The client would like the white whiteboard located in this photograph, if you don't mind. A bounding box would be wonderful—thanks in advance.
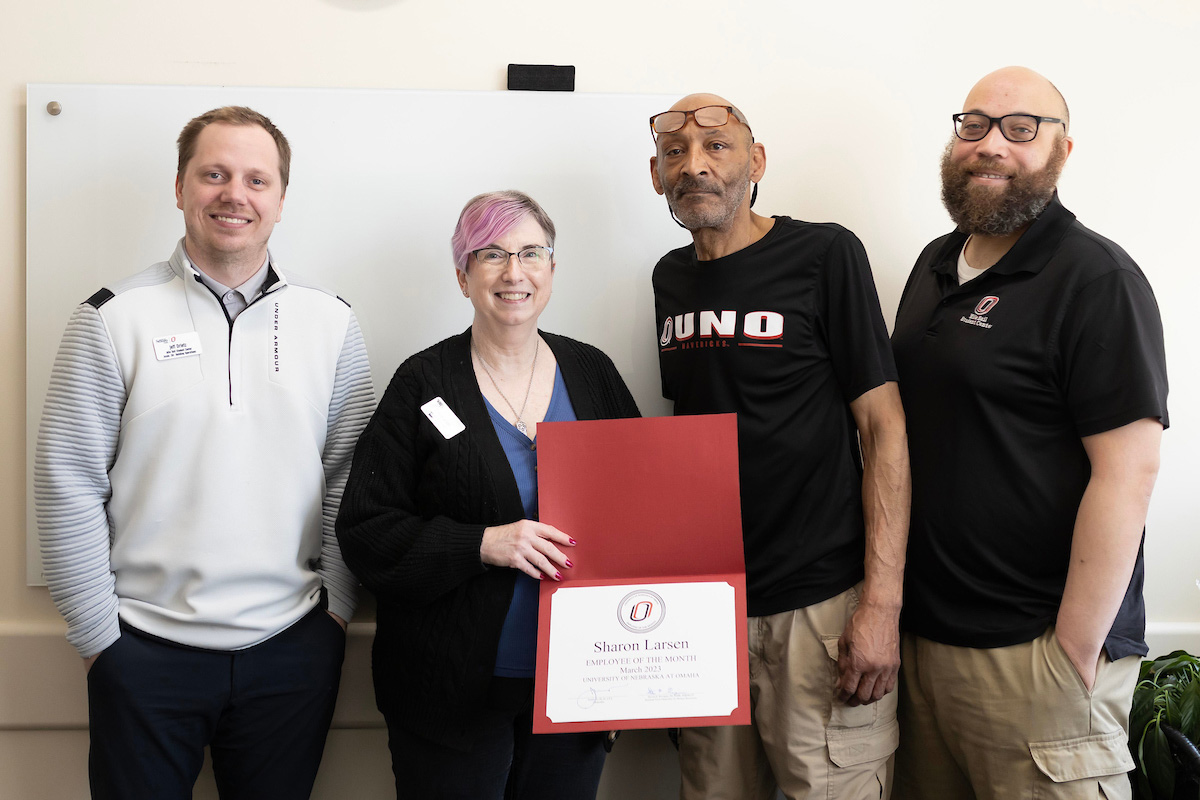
[26,83,682,583]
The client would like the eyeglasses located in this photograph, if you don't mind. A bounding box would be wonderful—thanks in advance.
[952,113,1066,143]
[649,105,752,138]
[471,246,554,270]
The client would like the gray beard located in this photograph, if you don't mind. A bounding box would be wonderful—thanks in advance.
[666,172,751,231]
[939,139,1066,236]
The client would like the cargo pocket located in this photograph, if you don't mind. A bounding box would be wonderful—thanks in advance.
[822,634,878,728]
[821,634,900,770]
[827,716,899,768]
[1029,730,1134,799]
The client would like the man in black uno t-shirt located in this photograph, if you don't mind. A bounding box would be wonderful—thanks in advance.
[649,92,910,800]
[890,67,1168,800]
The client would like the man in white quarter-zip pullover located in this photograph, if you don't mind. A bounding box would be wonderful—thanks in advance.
[35,106,375,800]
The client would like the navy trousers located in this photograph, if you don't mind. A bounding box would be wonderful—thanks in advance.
[87,607,346,800]
[385,677,608,799]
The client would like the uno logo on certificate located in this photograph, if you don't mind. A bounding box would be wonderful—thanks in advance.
[618,589,666,634]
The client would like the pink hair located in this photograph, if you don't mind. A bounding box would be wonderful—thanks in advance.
[450,191,556,272]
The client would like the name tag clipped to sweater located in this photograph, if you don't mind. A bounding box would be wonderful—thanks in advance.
[421,396,465,439]
[152,332,202,361]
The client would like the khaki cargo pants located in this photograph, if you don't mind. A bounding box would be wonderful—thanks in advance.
[893,628,1138,800]
[678,584,899,800]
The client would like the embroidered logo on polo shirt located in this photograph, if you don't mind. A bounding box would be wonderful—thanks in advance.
[975,296,999,315]
[960,296,999,329]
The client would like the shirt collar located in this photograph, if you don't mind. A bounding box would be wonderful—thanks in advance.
[189,255,271,303]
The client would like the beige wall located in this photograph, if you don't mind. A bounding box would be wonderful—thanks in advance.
[3,0,1198,796]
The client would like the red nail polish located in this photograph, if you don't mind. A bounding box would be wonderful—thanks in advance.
[565,559,573,568]
[554,572,562,581]
[568,538,577,545]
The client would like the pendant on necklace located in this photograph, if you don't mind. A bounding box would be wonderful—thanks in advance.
[516,420,528,435]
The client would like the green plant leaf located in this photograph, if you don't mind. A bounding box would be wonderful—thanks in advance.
[1144,724,1176,798]
[1130,763,1153,800]
[1181,676,1200,742]
[1164,689,1182,727]
[1131,687,1156,742]
[1137,723,1154,776]
[1153,652,1200,679]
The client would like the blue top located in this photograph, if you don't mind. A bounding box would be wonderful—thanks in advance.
[486,366,577,677]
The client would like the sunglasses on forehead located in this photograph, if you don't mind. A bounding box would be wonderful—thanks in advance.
[649,105,753,138]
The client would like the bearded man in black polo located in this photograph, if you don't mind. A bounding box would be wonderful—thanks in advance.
[891,67,1168,800]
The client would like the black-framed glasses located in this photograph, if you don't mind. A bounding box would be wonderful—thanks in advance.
[471,246,554,270]
[953,113,1066,143]
[650,105,752,138]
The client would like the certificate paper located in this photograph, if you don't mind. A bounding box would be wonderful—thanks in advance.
[532,414,749,733]
[545,581,738,724]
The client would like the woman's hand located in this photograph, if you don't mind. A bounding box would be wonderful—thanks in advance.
[481,521,575,581]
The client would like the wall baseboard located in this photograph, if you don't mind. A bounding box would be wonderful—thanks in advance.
[1145,622,1200,658]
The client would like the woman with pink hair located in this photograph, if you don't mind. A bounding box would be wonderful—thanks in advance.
[338,190,639,798]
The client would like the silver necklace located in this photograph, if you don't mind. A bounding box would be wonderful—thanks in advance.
[474,338,540,435]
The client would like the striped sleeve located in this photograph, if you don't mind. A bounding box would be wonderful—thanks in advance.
[34,303,124,658]
[318,311,376,621]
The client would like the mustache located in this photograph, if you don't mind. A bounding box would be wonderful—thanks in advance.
[670,176,723,199]
[960,158,1013,177]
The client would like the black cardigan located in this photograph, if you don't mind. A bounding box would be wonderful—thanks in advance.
[337,328,640,749]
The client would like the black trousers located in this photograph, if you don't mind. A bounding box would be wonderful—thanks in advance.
[87,607,346,800]
[386,676,608,799]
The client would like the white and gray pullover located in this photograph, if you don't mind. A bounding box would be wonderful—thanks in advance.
[35,241,375,657]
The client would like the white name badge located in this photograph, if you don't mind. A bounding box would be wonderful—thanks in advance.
[152,332,202,361]
[421,396,465,439]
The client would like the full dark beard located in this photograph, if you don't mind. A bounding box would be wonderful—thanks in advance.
[939,139,1067,236]
[666,168,751,231]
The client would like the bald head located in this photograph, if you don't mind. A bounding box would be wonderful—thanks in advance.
[669,92,735,113]
[964,66,1070,132]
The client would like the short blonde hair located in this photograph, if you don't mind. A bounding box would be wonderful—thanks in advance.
[176,106,292,190]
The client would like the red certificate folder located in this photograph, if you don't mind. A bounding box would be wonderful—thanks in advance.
[532,413,749,733]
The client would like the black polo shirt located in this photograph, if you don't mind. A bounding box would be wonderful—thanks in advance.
[891,194,1168,659]
[654,216,897,617]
